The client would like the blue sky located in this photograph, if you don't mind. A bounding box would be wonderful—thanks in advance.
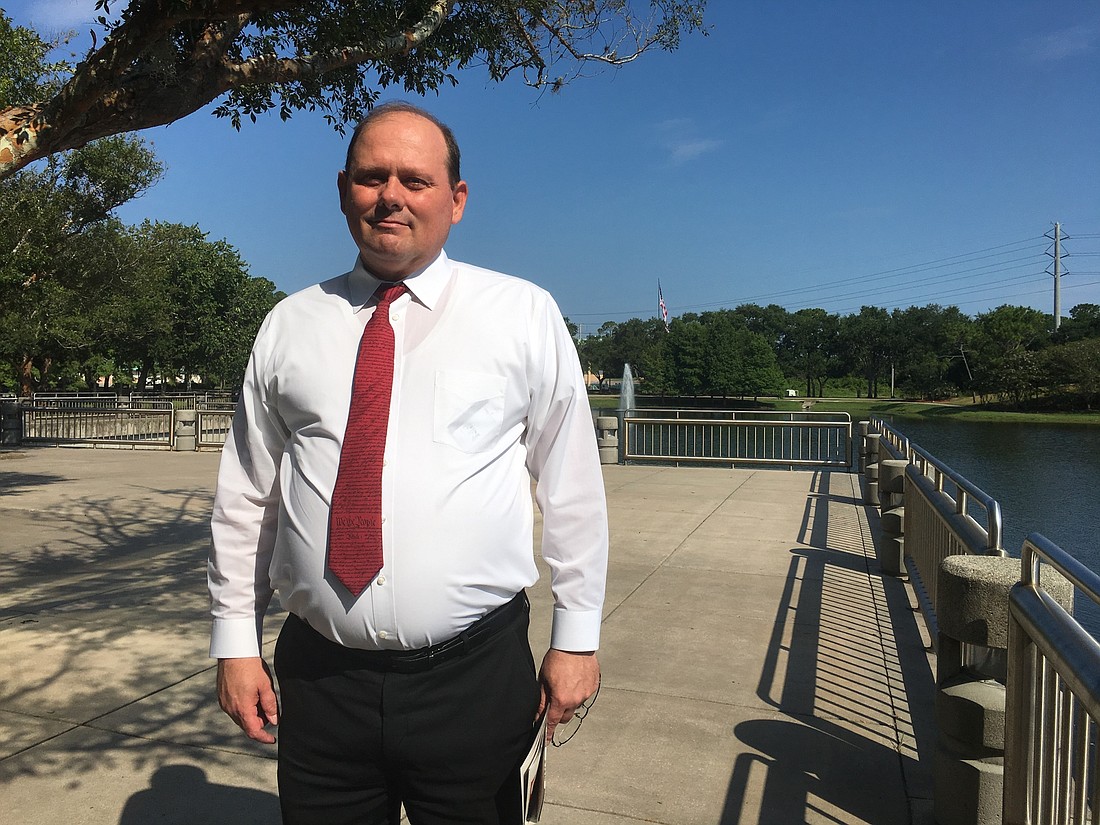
[7,1,1100,333]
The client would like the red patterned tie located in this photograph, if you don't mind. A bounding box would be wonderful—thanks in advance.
[327,282,407,596]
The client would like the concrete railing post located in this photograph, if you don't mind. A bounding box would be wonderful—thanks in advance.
[862,431,881,505]
[174,409,197,451]
[857,420,871,472]
[877,456,908,576]
[1,400,21,446]
[934,556,1011,825]
[596,415,619,465]
[933,557,1071,825]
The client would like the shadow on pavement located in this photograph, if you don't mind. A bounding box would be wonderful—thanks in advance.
[720,470,935,824]
[118,765,280,825]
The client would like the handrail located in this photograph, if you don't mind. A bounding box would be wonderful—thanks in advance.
[196,409,234,447]
[627,408,852,422]
[19,403,174,447]
[623,410,852,469]
[870,416,1004,647]
[873,418,1100,823]
[1004,533,1100,824]
[872,416,1003,554]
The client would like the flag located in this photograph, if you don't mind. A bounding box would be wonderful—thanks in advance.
[658,281,669,332]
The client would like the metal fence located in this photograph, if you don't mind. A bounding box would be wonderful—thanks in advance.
[622,409,852,469]
[29,392,236,411]
[31,392,121,408]
[872,417,1004,638]
[20,404,174,448]
[130,392,237,411]
[197,410,234,448]
[1004,533,1100,824]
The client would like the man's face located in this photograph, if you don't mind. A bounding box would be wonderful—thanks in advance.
[338,112,468,281]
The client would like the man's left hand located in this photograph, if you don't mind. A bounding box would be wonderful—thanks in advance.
[537,648,600,741]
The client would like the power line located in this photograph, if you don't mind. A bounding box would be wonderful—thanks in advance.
[569,235,1047,317]
[684,240,1047,311]
[774,257,1047,311]
[813,270,1048,315]
[567,230,1099,320]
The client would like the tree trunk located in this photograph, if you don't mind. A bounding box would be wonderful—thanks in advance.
[19,355,35,398]
[36,355,53,391]
[136,358,153,393]
[0,0,454,180]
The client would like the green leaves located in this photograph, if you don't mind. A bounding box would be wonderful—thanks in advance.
[0,11,71,109]
[2,1,708,176]
[0,140,277,394]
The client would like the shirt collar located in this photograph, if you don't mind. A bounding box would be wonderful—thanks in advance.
[347,250,452,312]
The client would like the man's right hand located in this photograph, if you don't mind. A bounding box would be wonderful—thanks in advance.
[217,657,279,744]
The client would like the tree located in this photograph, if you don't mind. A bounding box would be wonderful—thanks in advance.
[606,317,666,382]
[562,315,580,343]
[838,306,892,398]
[666,317,706,396]
[703,312,743,397]
[1056,303,1100,343]
[114,221,284,389]
[888,304,972,400]
[783,308,840,397]
[0,11,70,109]
[733,303,789,352]
[735,330,783,399]
[0,135,163,394]
[576,320,619,389]
[0,1,707,178]
[971,304,1051,403]
[1042,338,1100,409]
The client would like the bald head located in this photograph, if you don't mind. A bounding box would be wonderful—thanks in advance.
[345,101,462,188]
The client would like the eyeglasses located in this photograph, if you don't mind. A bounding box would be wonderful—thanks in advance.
[551,678,600,747]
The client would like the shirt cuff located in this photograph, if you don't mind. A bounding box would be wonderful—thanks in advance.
[209,616,264,659]
[549,607,602,652]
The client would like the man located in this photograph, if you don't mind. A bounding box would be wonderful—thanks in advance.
[208,101,608,825]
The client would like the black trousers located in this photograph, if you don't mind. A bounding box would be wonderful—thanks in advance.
[273,603,541,825]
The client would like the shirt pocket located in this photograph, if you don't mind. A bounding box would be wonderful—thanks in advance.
[433,370,508,453]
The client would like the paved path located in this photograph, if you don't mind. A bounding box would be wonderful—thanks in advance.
[0,448,936,824]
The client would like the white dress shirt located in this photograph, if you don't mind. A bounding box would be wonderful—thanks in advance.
[208,251,608,658]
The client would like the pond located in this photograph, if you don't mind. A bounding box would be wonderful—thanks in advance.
[878,416,1100,637]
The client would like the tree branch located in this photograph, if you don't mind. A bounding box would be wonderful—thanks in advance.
[0,0,703,179]
[218,2,450,86]
[0,0,453,177]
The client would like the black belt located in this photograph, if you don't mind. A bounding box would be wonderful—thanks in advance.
[293,591,528,674]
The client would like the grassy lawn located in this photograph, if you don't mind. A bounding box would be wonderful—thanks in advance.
[587,395,622,411]
[776,398,1100,426]
[588,393,1100,426]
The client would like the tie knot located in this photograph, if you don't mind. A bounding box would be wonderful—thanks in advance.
[375,282,407,308]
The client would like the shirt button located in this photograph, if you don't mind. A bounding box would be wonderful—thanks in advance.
[378,630,388,640]
[391,314,399,322]
[376,576,386,586]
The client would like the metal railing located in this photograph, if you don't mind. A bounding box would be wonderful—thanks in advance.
[130,392,237,410]
[197,410,234,447]
[871,417,1004,641]
[31,392,120,408]
[27,392,237,411]
[20,404,174,447]
[1005,533,1100,824]
[123,398,175,411]
[622,410,852,469]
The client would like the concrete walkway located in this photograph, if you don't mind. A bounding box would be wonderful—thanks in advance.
[0,448,937,824]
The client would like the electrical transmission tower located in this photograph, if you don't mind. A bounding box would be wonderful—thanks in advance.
[1046,222,1069,330]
